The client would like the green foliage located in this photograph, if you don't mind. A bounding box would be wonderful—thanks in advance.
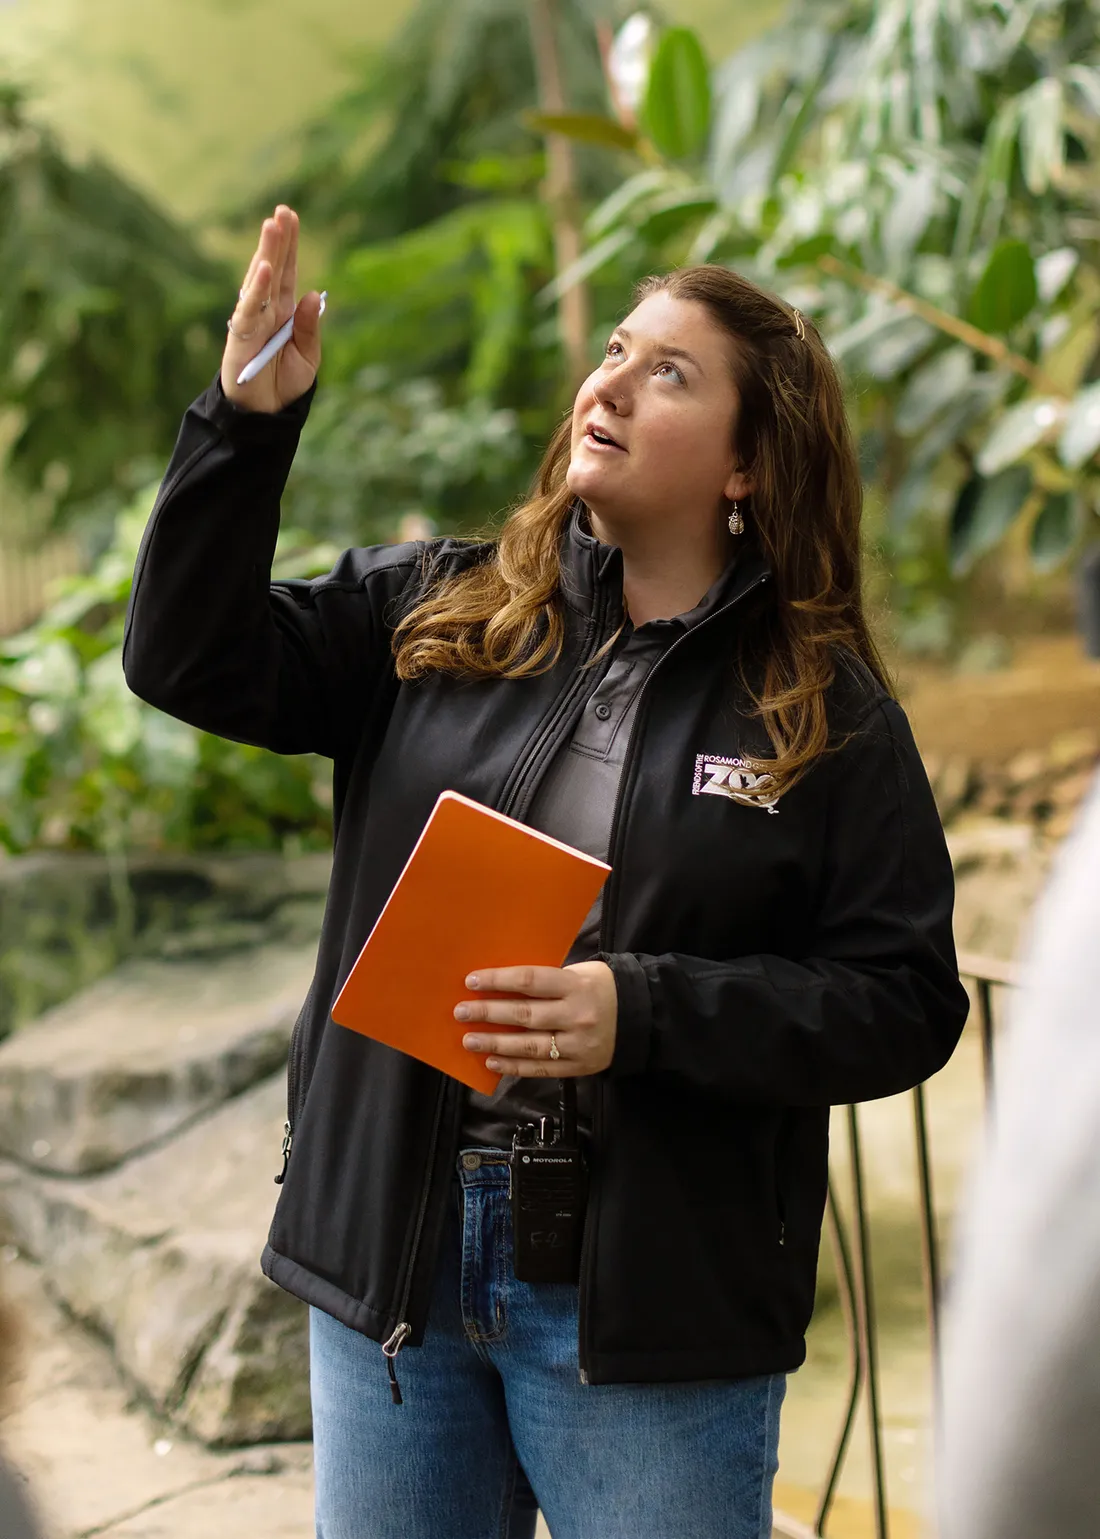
[525,111,639,152]
[3,0,798,858]
[0,362,526,854]
[968,241,1037,335]
[546,0,1100,648]
[641,28,712,162]
[950,465,1034,574]
[976,397,1064,477]
[247,0,610,252]
[0,0,627,856]
[285,368,526,542]
[0,489,334,855]
[236,0,636,551]
[0,84,229,523]
[1030,489,1080,571]
[1059,379,1100,468]
[325,198,554,403]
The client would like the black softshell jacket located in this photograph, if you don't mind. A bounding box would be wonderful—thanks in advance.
[123,380,969,1386]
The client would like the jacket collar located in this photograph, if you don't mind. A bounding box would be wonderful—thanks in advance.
[559,500,771,627]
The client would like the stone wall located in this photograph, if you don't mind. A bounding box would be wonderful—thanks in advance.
[924,727,1098,845]
[926,727,1098,963]
[0,941,319,1446]
[0,852,330,1040]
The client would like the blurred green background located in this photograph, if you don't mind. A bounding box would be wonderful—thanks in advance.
[0,0,775,225]
[1,0,1098,859]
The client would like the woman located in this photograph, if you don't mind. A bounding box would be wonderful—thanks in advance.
[124,205,968,1539]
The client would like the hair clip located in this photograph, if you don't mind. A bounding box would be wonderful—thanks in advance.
[792,309,806,341]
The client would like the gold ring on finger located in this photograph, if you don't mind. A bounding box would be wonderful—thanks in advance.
[548,1035,561,1061]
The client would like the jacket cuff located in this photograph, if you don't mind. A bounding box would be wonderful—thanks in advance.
[205,374,317,444]
[597,952,653,1078]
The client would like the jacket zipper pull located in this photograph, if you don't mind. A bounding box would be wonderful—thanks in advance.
[274,1121,293,1186]
[382,1322,411,1405]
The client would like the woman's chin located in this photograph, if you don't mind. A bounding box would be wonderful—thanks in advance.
[566,459,618,506]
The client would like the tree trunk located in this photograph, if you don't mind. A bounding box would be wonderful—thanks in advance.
[528,0,592,388]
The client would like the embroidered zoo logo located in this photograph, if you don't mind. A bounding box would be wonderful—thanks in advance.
[692,754,780,814]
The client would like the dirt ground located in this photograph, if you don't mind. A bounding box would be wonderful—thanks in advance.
[895,633,1100,761]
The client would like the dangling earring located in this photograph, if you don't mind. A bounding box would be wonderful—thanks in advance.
[728,500,745,536]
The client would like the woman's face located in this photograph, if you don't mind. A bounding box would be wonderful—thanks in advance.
[566,292,751,539]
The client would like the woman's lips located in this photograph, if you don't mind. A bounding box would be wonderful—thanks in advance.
[584,430,626,452]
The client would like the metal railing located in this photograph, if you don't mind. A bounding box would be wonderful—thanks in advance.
[773,952,1017,1539]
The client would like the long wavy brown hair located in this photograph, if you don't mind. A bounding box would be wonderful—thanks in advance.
[394,265,891,800]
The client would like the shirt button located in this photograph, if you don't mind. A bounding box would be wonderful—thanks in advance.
[594,702,612,721]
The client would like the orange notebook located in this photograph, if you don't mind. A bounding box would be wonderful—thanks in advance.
[331,790,611,1094]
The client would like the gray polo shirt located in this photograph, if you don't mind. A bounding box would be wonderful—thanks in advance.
[460,547,743,1151]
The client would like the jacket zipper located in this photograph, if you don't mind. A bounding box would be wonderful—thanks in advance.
[577,568,769,1383]
[775,1122,787,1247]
[276,552,606,1185]
[275,984,314,1184]
[274,1120,293,1186]
[381,1076,451,1404]
[274,671,404,1185]
[378,573,611,1404]
[500,602,606,825]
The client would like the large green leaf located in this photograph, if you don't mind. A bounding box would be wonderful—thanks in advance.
[968,240,1038,334]
[775,233,843,270]
[977,395,1064,476]
[585,169,680,240]
[1058,381,1100,470]
[829,305,935,382]
[523,112,638,153]
[641,28,712,162]
[1018,77,1065,196]
[895,346,974,437]
[949,466,1033,574]
[635,191,717,244]
[1029,492,1078,572]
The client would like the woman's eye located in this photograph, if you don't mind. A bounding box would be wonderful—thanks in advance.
[603,342,682,383]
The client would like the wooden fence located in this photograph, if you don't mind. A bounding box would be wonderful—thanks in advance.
[0,535,82,637]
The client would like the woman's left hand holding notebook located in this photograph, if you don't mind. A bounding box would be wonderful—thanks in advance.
[456,961,619,1078]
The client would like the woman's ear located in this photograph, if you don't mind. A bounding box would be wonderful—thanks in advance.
[724,465,754,503]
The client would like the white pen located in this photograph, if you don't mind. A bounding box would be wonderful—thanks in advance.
[237,291,327,386]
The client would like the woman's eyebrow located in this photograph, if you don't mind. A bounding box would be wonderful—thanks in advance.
[612,325,704,374]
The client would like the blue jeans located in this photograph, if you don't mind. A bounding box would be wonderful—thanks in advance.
[310,1150,786,1539]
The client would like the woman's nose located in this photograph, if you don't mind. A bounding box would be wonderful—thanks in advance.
[593,373,628,412]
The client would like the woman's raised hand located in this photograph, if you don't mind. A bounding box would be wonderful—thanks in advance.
[220,205,323,414]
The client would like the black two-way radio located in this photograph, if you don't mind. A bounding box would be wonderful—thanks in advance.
[510,1079,588,1284]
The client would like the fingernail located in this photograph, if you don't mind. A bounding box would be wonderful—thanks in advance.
[463,1036,484,1051]
[486,1060,502,1073]
[454,1004,470,1021]
[466,974,480,989]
